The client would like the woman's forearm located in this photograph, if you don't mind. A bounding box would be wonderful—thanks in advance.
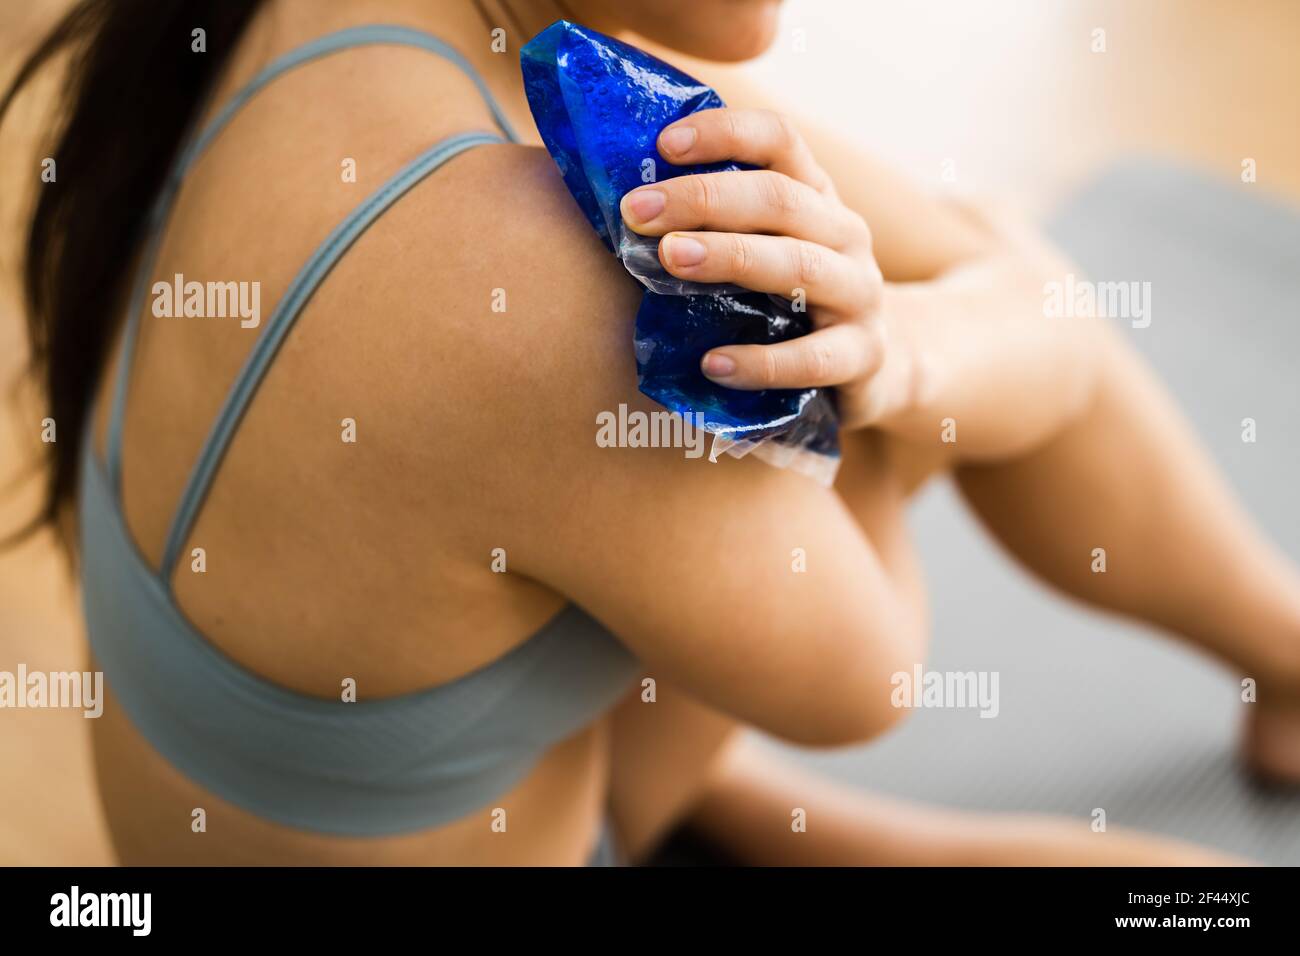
[874,253,1107,460]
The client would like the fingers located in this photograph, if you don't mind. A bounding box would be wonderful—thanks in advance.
[621,170,867,250]
[659,231,878,318]
[701,322,884,391]
[621,106,889,403]
[657,108,833,193]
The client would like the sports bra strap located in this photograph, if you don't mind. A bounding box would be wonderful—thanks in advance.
[96,24,519,584]
[157,129,499,580]
[178,24,518,167]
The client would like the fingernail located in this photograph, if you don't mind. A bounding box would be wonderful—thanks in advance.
[621,188,666,224]
[662,234,707,268]
[659,125,697,157]
[701,352,737,378]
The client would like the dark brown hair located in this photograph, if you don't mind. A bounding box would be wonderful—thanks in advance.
[0,0,265,546]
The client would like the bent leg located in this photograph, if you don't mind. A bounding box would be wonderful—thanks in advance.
[953,327,1300,708]
[685,736,1245,866]
[874,202,1300,705]
[609,714,1244,865]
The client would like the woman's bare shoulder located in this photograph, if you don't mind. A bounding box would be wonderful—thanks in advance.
[333,141,647,511]
[368,141,640,392]
[328,142,920,745]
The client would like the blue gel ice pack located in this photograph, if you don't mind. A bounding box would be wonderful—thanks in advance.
[521,20,839,482]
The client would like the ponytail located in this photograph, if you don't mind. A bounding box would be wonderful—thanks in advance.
[0,0,265,548]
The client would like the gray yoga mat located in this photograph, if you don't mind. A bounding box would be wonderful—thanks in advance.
[766,158,1300,864]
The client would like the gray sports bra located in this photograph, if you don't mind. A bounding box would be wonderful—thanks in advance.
[78,24,639,837]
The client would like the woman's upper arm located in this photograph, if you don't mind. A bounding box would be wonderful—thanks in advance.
[384,144,922,744]
[529,435,922,746]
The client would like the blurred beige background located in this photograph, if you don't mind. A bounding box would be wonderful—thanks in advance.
[2,0,1298,865]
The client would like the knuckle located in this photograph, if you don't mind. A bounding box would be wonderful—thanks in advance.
[727,234,756,279]
[808,166,835,195]
[793,241,825,286]
[762,172,803,217]
[689,175,723,221]
[861,323,887,376]
[720,108,744,146]
[855,260,884,308]
[805,339,836,381]
[851,210,873,248]
[769,110,800,149]
[869,259,886,299]
[756,346,781,387]
[835,208,872,252]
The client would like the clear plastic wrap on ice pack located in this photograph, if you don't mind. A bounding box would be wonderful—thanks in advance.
[522,20,839,483]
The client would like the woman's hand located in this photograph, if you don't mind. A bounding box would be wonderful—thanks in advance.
[619,108,915,430]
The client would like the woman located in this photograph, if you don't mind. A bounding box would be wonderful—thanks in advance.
[3,0,1297,866]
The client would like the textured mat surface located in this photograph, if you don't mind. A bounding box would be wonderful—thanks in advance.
[769,159,1300,864]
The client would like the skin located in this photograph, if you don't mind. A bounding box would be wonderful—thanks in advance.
[83,0,1299,865]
